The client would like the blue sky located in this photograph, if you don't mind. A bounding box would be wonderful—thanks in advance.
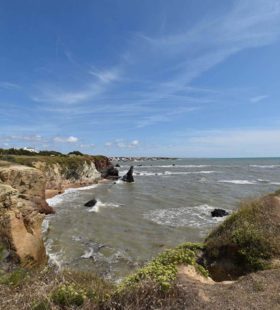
[1,0,280,157]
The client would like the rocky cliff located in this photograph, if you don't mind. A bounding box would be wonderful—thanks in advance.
[0,155,111,268]
[33,159,101,191]
[0,164,47,267]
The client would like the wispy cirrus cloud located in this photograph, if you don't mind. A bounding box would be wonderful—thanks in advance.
[0,81,21,90]
[31,0,280,130]
[32,67,121,105]
[250,95,269,103]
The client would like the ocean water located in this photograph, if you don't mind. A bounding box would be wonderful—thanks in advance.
[44,158,280,280]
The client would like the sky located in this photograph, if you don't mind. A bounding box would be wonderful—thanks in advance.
[0,0,280,157]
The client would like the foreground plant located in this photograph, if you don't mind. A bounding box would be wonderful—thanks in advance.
[118,242,207,292]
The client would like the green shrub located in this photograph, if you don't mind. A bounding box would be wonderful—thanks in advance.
[31,299,51,310]
[51,283,86,307]
[118,242,207,292]
[205,196,280,275]
[0,268,28,286]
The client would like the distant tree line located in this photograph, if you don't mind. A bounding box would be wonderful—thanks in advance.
[0,148,86,157]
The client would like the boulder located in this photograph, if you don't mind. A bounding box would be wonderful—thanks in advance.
[122,166,134,183]
[102,165,119,180]
[84,199,97,207]
[115,163,120,168]
[211,209,229,217]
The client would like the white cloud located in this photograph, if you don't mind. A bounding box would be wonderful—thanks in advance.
[89,68,120,83]
[105,139,140,149]
[0,82,20,90]
[171,128,280,157]
[53,136,79,143]
[250,95,269,103]
[0,135,43,142]
[79,143,95,148]
[32,68,121,105]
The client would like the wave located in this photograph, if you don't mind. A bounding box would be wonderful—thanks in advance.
[250,165,280,169]
[135,170,218,176]
[81,248,95,259]
[270,182,280,185]
[44,239,64,269]
[46,184,99,207]
[121,164,211,169]
[42,218,50,234]
[218,180,257,185]
[218,179,280,185]
[144,204,228,230]
[88,200,121,213]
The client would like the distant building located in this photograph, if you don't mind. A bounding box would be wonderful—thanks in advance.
[23,147,39,153]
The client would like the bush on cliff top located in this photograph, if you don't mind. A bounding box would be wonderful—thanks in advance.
[118,242,207,293]
[205,195,280,275]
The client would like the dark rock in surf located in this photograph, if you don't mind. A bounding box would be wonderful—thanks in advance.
[115,163,120,168]
[101,165,119,180]
[211,209,229,217]
[84,199,97,207]
[122,166,134,183]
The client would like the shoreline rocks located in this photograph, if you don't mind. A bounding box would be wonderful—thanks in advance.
[84,199,97,207]
[211,209,229,217]
[102,165,119,180]
[122,166,134,183]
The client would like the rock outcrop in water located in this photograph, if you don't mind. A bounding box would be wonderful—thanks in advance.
[84,199,97,207]
[101,165,119,180]
[211,209,229,217]
[122,166,134,183]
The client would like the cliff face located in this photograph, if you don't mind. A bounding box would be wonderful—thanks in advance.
[0,156,110,268]
[33,160,101,191]
[0,164,53,214]
[0,165,47,267]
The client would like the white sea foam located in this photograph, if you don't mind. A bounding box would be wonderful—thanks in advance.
[120,164,211,169]
[135,170,218,176]
[218,180,257,185]
[44,239,63,269]
[46,184,99,207]
[144,204,228,229]
[270,182,280,185]
[42,218,50,234]
[88,200,121,212]
[81,248,94,259]
[250,165,280,169]
[257,179,270,183]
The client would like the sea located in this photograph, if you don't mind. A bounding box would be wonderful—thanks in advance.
[43,157,280,281]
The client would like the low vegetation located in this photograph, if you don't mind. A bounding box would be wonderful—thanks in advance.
[118,242,207,292]
[0,154,108,177]
[204,195,280,279]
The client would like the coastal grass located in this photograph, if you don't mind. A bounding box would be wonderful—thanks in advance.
[118,242,207,292]
[0,243,207,309]
[0,266,114,310]
[205,195,280,276]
